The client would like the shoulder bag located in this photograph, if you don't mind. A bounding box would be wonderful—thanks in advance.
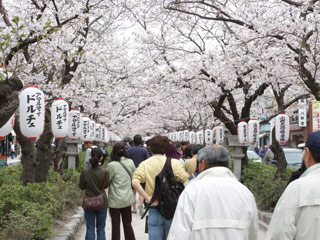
[84,170,107,211]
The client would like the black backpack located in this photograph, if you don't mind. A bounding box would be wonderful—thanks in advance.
[141,158,185,220]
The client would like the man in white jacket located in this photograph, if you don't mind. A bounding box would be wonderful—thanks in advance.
[167,145,258,240]
[267,131,320,240]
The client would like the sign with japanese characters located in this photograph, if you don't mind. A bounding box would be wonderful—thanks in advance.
[20,86,45,140]
[179,131,183,142]
[80,116,90,141]
[0,114,15,140]
[298,99,307,127]
[51,98,69,139]
[248,119,260,144]
[275,113,289,145]
[68,109,81,140]
[214,126,224,145]
[312,100,320,132]
[237,121,248,145]
[204,129,213,145]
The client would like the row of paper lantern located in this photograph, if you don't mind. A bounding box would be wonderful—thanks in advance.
[167,126,225,145]
[0,85,121,142]
[167,114,290,146]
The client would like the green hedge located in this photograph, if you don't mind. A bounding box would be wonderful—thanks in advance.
[0,165,83,240]
[242,161,294,212]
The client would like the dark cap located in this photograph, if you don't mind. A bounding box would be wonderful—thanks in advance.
[306,131,320,153]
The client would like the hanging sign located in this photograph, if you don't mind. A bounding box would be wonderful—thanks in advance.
[248,119,260,144]
[101,126,106,143]
[189,131,196,144]
[19,85,45,140]
[196,130,204,145]
[68,109,81,140]
[80,116,90,141]
[183,130,189,142]
[51,98,69,139]
[275,113,290,145]
[204,129,213,145]
[0,114,15,140]
[298,99,307,127]
[214,126,224,145]
[237,121,248,144]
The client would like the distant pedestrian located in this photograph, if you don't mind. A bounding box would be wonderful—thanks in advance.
[183,144,204,176]
[84,141,97,168]
[79,148,109,240]
[107,142,136,240]
[128,134,150,213]
[267,131,320,240]
[254,146,261,157]
[132,135,189,240]
[9,142,16,159]
[168,145,258,240]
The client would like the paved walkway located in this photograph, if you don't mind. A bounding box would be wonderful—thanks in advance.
[75,209,266,239]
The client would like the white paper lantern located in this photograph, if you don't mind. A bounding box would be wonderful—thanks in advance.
[0,114,15,140]
[183,130,189,142]
[179,131,183,142]
[214,126,224,145]
[105,130,110,142]
[20,85,45,140]
[237,121,248,144]
[169,132,173,141]
[248,119,260,144]
[196,130,204,144]
[95,123,101,141]
[101,126,106,143]
[189,131,196,144]
[89,120,95,141]
[80,116,90,141]
[173,132,178,142]
[68,109,81,140]
[51,98,69,139]
[275,113,290,145]
[204,129,213,145]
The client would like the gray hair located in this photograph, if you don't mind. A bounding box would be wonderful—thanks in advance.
[197,145,229,168]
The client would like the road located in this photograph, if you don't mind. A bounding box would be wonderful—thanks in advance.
[75,210,267,239]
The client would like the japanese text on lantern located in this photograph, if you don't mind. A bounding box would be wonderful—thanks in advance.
[55,105,67,130]
[26,93,42,127]
[279,116,286,143]
[71,115,79,137]
[83,121,89,139]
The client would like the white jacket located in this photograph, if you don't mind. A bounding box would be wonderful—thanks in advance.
[168,167,258,240]
[267,163,320,240]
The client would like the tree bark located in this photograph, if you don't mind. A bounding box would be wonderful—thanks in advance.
[270,127,287,175]
[53,138,67,175]
[35,108,53,182]
[14,114,36,185]
[0,76,23,128]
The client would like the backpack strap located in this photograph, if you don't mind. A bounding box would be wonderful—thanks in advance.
[116,161,132,182]
[141,158,171,219]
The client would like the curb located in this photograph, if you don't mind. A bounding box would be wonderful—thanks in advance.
[53,207,84,240]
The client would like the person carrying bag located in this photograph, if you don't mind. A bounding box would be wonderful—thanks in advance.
[79,148,109,240]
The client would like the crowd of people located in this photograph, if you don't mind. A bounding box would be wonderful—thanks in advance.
[79,131,320,240]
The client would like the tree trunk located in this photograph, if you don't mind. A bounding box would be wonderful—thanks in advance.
[0,76,23,127]
[35,108,53,182]
[271,128,287,175]
[14,114,36,185]
[53,138,67,175]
